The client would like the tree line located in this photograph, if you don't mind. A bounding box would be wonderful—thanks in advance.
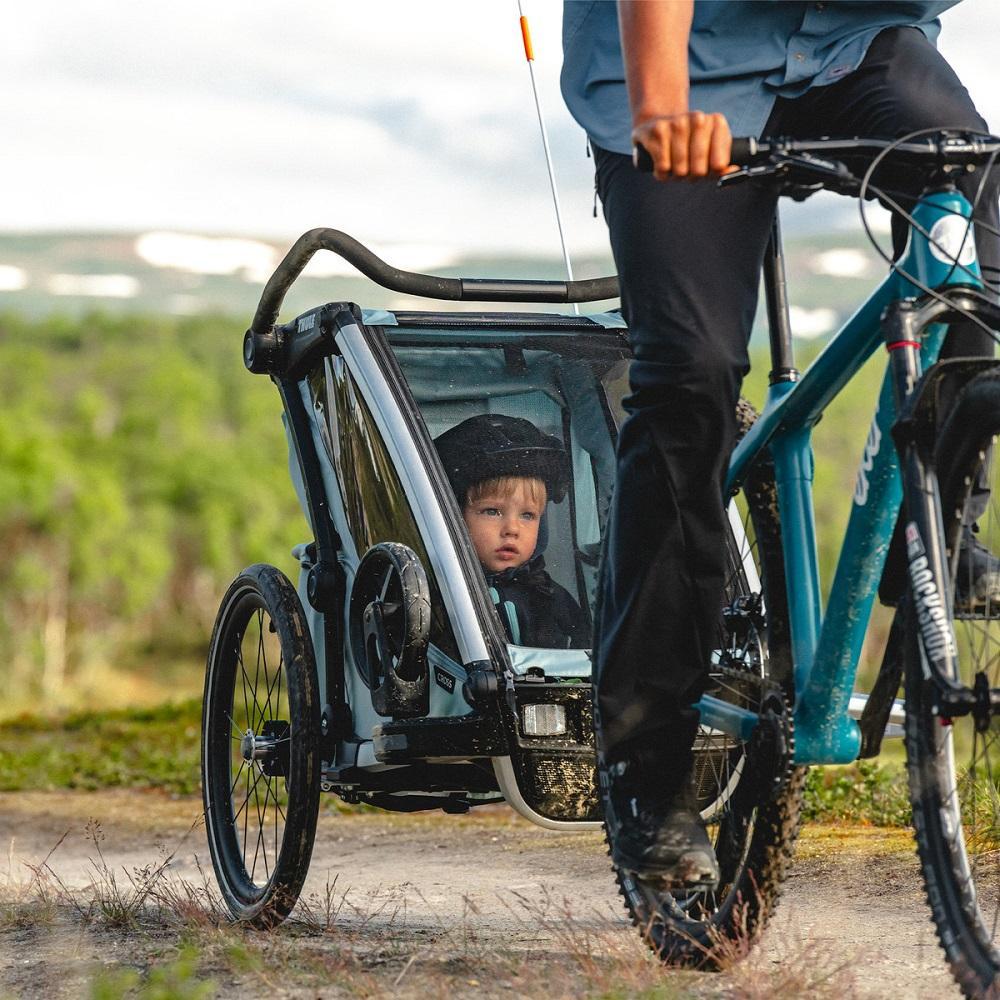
[0,311,308,712]
[0,310,885,715]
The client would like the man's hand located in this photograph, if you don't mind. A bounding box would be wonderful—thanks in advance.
[618,1,732,181]
[632,111,732,181]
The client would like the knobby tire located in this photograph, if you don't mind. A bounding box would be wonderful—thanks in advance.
[905,370,1000,997]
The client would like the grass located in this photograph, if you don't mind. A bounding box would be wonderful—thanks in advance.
[88,948,216,1000]
[0,738,925,999]
[1,824,694,999]
[0,699,202,794]
[0,703,932,999]
[797,822,915,861]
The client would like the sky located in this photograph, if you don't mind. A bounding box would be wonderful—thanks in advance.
[3,1,999,259]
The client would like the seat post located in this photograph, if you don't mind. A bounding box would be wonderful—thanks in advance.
[764,213,798,384]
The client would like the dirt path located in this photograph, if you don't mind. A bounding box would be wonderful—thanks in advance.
[0,790,960,998]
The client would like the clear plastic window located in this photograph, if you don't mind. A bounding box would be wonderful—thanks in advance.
[386,327,629,649]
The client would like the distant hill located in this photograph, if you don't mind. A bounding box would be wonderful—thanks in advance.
[0,228,891,340]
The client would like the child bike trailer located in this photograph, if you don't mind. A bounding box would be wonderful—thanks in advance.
[200,229,763,927]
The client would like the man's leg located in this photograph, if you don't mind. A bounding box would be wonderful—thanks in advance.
[593,144,778,882]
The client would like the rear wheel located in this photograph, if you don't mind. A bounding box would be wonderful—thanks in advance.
[202,564,321,927]
[616,399,806,965]
[905,371,1000,997]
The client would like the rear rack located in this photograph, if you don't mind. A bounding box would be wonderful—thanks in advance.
[249,228,620,338]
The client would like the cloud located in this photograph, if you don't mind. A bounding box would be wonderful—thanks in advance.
[0,266,28,291]
[135,233,278,283]
[1,1,996,256]
[47,274,140,298]
[789,306,838,340]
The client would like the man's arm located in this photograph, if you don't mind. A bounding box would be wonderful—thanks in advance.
[618,0,731,179]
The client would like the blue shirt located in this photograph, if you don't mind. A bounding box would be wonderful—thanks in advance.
[561,1,960,153]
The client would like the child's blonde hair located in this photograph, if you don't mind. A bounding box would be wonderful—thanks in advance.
[464,475,547,508]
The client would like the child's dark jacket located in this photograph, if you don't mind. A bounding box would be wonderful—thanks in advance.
[484,554,590,649]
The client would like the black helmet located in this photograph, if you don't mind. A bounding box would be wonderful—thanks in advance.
[434,414,571,505]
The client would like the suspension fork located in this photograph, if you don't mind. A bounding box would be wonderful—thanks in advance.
[884,300,976,718]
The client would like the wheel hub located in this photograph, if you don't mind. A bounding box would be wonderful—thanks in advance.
[240,729,279,762]
[238,719,291,777]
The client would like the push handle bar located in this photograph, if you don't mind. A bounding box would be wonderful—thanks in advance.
[634,130,1000,204]
[249,228,620,336]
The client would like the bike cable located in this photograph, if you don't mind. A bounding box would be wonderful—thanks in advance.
[857,126,1000,343]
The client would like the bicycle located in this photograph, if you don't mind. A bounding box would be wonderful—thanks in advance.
[199,126,1000,994]
[621,130,1000,998]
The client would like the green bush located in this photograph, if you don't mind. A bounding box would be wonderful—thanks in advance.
[89,946,215,1000]
[802,760,911,827]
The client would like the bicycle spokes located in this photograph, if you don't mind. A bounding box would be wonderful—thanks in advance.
[229,607,292,888]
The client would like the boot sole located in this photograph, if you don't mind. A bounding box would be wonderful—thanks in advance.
[613,851,720,892]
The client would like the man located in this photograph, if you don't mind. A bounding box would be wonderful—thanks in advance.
[562,1,999,888]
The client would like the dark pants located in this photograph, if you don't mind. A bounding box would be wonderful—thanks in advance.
[594,27,1000,793]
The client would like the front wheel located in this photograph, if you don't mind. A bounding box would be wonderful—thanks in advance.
[905,371,1000,997]
[202,564,322,927]
[615,399,806,965]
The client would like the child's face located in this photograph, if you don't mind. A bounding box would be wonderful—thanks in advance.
[462,477,546,573]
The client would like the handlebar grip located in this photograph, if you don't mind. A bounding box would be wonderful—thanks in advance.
[632,143,654,173]
[730,137,759,166]
[633,136,759,173]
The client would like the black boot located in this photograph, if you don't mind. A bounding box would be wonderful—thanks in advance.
[600,750,720,889]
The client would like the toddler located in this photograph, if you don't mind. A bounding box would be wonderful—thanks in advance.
[434,414,589,649]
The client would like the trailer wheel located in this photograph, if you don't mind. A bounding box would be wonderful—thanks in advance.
[202,564,321,927]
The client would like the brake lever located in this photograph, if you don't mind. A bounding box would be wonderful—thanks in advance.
[786,152,861,194]
[718,164,777,187]
[717,151,861,196]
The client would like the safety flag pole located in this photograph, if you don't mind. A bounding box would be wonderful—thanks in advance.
[517,2,579,314]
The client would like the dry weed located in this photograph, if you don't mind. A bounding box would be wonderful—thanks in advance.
[501,887,703,999]
[0,834,66,930]
[294,870,351,932]
[80,818,177,928]
[145,856,229,929]
[709,905,859,1000]
[0,819,854,1000]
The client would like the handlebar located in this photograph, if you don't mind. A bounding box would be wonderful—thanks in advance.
[729,137,757,166]
[633,130,1000,195]
[729,133,1000,166]
[248,229,620,338]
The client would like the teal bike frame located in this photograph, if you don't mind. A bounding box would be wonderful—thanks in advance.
[695,188,983,765]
